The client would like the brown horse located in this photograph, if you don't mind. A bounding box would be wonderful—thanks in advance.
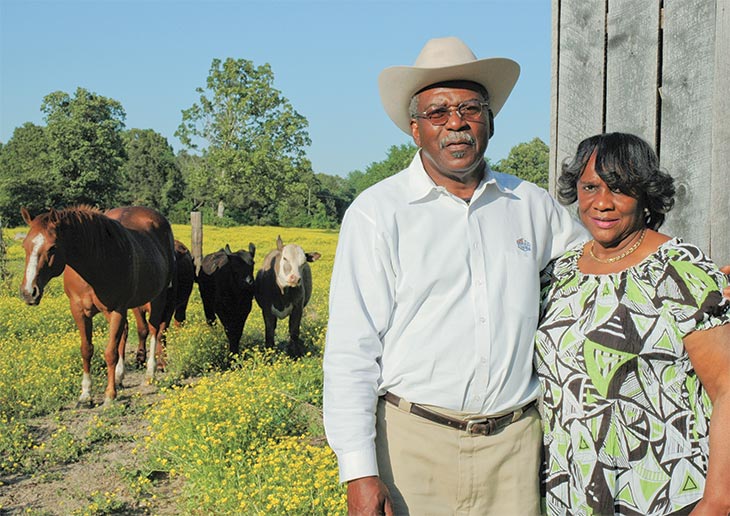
[20,205,175,406]
[131,239,194,368]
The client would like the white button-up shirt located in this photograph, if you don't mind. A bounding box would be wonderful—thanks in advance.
[323,152,587,482]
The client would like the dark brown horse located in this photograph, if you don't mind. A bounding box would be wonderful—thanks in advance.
[131,239,194,367]
[20,205,175,406]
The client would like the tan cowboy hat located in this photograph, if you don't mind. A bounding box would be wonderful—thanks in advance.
[378,36,520,134]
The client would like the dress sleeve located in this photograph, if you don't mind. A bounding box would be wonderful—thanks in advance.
[323,199,396,482]
[660,243,730,336]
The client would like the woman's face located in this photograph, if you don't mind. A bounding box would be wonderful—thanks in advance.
[577,152,644,249]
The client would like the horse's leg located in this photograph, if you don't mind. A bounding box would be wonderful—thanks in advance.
[115,316,128,387]
[145,316,168,380]
[155,319,169,371]
[103,310,127,405]
[71,306,94,407]
[132,307,149,368]
[148,285,175,377]
[145,300,163,382]
[64,269,98,407]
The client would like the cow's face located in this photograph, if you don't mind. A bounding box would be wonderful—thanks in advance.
[276,244,308,288]
[231,250,256,294]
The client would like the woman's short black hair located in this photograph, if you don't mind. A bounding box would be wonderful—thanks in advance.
[557,132,675,230]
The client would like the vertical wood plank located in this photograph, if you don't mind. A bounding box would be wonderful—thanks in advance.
[660,0,715,250]
[604,0,659,143]
[549,0,561,196]
[710,0,730,264]
[552,0,606,195]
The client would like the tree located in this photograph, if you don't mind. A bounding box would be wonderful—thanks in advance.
[272,157,335,228]
[176,150,211,215]
[348,143,418,197]
[120,129,185,214]
[315,172,355,224]
[41,87,127,208]
[176,58,312,223]
[0,123,58,225]
[492,137,549,190]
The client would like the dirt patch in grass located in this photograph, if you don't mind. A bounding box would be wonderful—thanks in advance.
[0,351,185,515]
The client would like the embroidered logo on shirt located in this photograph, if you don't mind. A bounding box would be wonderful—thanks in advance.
[516,238,532,253]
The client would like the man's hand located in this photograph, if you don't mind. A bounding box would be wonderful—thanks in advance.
[347,476,395,516]
[722,265,730,300]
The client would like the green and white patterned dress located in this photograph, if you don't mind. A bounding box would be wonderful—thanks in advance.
[535,238,730,516]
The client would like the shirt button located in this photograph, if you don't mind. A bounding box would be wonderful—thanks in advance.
[480,357,487,364]
[480,317,487,324]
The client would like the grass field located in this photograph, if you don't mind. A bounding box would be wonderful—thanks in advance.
[0,223,346,514]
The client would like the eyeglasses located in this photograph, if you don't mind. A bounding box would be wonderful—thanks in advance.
[412,100,490,126]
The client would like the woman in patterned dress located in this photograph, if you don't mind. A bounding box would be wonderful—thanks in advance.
[535,132,730,515]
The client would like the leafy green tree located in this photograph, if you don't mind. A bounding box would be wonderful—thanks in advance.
[272,158,335,228]
[0,123,58,225]
[492,137,549,190]
[176,58,312,224]
[348,143,417,197]
[41,87,127,207]
[314,173,355,224]
[176,150,211,210]
[120,129,185,214]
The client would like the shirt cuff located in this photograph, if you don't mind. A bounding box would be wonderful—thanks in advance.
[337,445,379,483]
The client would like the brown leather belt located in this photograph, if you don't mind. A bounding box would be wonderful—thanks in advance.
[382,391,535,436]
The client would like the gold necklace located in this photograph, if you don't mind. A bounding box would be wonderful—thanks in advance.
[589,228,647,264]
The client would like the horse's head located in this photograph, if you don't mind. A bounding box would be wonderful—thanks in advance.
[20,207,66,305]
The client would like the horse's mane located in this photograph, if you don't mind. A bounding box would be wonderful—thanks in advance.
[44,205,125,244]
[56,205,103,224]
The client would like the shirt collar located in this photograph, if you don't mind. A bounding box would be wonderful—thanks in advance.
[406,150,514,203]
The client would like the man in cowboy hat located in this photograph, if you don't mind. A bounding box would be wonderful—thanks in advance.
[323,37,586,514]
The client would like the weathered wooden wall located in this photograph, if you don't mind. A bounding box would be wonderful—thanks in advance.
[551,0,730,265]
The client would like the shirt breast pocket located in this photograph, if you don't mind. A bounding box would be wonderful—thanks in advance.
[501,248,540,317]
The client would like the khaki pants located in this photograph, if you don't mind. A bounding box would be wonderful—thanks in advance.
[375,398,541,516]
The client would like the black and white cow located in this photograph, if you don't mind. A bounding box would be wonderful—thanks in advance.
[254,236,320,357]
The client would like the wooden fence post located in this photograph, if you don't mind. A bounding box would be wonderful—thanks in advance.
[190,211,203,275]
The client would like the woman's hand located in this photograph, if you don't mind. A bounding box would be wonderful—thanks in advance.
[721,265,730,300]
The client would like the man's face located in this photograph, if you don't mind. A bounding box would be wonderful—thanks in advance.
[410,82,490,184]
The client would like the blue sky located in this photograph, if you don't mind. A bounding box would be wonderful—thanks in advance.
[0,0,551,177]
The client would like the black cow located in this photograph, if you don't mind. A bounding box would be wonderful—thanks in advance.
[172,240,195,327]
[197,243,256,356]
[254,236,320,357]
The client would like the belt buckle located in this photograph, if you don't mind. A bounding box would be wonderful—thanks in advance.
[465,417,489,435]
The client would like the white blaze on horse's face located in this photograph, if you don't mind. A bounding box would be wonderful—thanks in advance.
[276,244,308,288]
[23,233,45,295]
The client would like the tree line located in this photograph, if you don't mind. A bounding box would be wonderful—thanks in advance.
[0,57,549,228]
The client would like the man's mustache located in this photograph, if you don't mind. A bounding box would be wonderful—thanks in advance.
[440,131,475,149]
